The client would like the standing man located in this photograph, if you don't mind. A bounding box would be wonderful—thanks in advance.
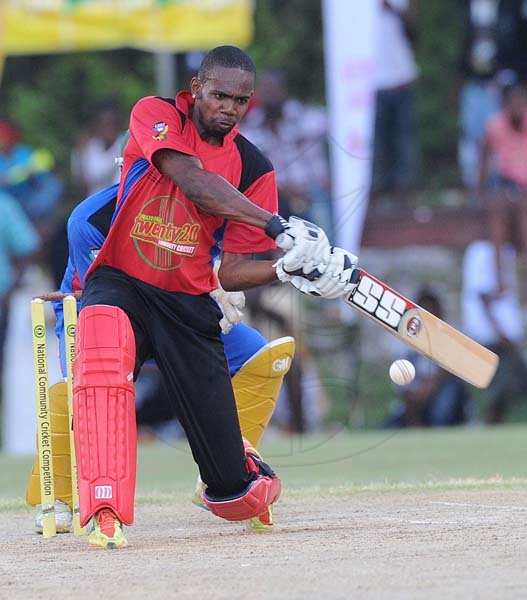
[372,0,419,203]
[74,46,358,549]
[458,0,501,190]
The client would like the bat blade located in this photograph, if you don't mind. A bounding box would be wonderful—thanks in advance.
[343,269,499,389]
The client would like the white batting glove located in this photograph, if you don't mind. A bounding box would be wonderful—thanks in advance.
[280,216,331,272]
[288,247,359,299]
[210,286,245,334]
[266,215,332,282]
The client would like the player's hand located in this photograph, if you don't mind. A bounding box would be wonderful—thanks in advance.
[287,247,359,299]
[266,215,331,280]
[210,285,245,334]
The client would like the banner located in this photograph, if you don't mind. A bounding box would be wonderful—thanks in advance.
[4,0,253,55]
[0,1,5,83]
[322,0,379,254]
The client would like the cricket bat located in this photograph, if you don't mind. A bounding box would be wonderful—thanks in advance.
[343,269,499,389]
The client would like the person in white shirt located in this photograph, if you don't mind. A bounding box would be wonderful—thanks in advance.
[461,210,527,422]
[71,101,123,197]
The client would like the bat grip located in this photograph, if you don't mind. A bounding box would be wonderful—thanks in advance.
[276,232,293,251]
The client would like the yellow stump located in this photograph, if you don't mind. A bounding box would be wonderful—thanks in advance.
[31,299,56,538]
[63,295,85,536]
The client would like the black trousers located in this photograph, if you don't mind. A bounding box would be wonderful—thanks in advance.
[82,267,251,497]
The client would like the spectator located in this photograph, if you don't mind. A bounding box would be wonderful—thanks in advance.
[458,0,502,189]
[240,70,331,231]
[371,0,419,203]
[478,82,527,266]
[0,120,63,228]
[385,289,471,428]
[71,100,123,198]
[461,208,527,423]
[478,82,527,194]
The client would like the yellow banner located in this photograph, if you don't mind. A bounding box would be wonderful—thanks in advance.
[4,0,253,55]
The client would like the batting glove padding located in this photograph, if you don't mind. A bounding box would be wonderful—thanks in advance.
[289,247,359,299]
[278,216,331,274]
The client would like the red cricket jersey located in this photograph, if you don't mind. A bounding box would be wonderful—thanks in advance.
[87,91,278,294]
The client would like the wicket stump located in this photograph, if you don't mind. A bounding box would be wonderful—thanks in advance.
[31,295,85,538]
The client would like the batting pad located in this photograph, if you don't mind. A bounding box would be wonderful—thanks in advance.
[73,305,137,526]
[232,337,295,447]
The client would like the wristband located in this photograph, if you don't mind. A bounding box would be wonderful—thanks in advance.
[264,214,288,240]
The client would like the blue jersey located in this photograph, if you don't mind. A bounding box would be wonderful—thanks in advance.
[54,184,266,376]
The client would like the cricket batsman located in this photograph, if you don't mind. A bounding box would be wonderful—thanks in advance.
[30,45,358,549]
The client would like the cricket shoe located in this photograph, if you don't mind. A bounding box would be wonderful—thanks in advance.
[246,505,274,533]
[88,509,127,549]
[191,475,209,511]
[35,500,72,534]
[243,439,275,533]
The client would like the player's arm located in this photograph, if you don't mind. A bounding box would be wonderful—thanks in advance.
[218,252,278,291]
[152,150,273,229]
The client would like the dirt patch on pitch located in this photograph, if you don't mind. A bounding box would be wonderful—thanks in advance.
[0,489,526,599]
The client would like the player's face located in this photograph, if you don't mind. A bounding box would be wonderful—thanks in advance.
[191,67,254,138]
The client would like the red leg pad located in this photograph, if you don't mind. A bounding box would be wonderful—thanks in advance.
[202,440,282,521]
[73,305,137,526]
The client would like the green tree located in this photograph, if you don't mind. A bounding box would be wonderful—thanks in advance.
[249,0,326,102]
[414,0,463,186]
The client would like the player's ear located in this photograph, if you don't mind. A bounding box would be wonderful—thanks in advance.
[190,77,202,100]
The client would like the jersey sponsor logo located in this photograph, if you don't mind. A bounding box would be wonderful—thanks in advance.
[152,121,168,141]
[94,485,113,499]
[130,195,200,270]
[349,274,408,330]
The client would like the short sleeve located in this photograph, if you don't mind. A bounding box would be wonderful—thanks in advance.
[67,216,106,285]
[222,170,279,254]
[129,96,197,163]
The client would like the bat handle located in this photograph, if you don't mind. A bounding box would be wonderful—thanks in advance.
[276,232,293,251]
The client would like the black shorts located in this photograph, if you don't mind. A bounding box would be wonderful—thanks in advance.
[82,266,251,497]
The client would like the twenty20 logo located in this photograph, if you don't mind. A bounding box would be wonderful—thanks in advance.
[350,275,407,329]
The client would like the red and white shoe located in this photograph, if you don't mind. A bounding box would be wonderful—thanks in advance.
[88,509,127,549]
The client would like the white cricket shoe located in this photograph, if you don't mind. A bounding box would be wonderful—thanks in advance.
[35,500,72,534]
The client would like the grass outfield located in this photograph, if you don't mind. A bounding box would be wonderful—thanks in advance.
[1,424,526,510]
